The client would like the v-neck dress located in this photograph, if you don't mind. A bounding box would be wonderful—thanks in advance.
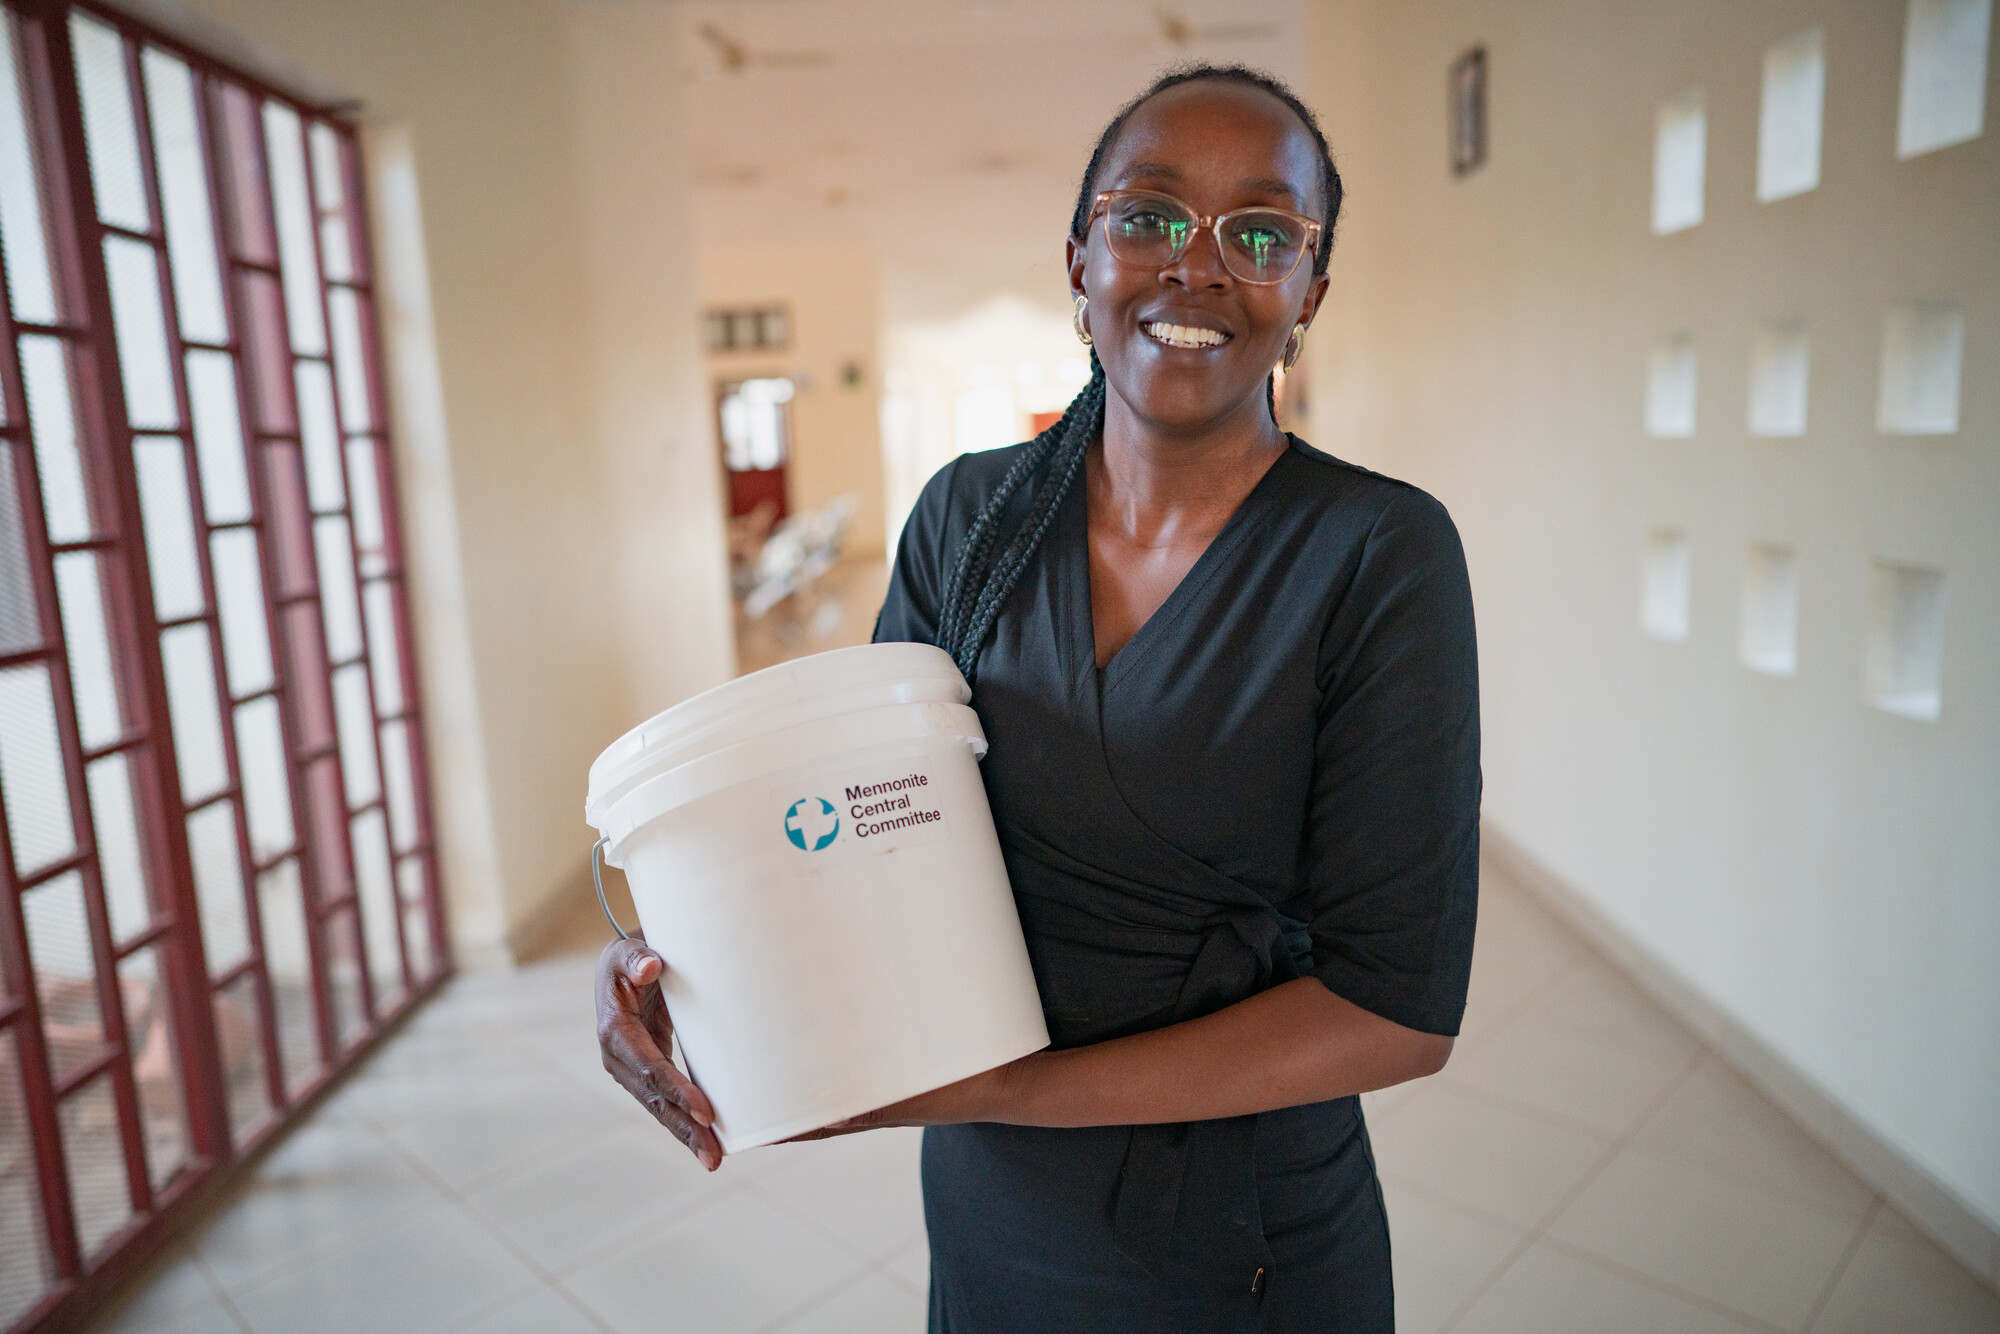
[873,436,1481,1333]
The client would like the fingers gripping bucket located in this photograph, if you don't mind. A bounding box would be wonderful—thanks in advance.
[586,644,1050,1152]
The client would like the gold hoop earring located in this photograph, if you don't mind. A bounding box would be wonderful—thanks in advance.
[1282,322,1306,371]
[1073,294,1092,346]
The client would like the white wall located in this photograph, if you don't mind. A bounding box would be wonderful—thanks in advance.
[1307,0,1998,1259]
[699,245,887,558]
[154,0,733,956]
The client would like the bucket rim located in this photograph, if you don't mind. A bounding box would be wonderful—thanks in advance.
[586,643,968,819]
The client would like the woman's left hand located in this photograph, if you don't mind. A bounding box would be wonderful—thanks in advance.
[783,1054,1037,1141]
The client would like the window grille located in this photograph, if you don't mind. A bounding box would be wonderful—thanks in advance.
[0,4,444,1328]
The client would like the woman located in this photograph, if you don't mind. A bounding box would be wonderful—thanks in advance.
[597,64,1479,1332]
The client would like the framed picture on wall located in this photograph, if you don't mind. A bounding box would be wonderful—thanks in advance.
[1451,45,1487,176]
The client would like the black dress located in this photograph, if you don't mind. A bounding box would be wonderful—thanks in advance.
[873,436,1481,1333]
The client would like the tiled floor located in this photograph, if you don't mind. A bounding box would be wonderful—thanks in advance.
[91,861,2000,1334]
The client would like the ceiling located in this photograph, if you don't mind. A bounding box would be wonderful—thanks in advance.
[677,0,1307,320]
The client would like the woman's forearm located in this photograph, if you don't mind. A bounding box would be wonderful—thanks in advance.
[989,978,1452,1127]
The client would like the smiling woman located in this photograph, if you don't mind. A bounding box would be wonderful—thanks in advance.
[597,64,1480,1334]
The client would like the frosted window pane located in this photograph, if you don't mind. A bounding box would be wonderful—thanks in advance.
[59,1073,134,1257]
[1749,322,1809,438]
[25,870,101,1084]
[327,288,372,431]
[215,971,269,1142]
[53,553,121,748]
[309,122,353,283]
[1758,29,1824,201]
[257,858,317,1093]
[0,666,76,873]
[346,440,386,576]
[210,528,273,697]
[142,48,229,346]
[351,809,400,1001]
[332,663,379,807]
[68,14,148,232]
[1865,561,1945,720]
[361,582,403,716]
[314,516,362,663]
[21,335,96,542]
[117,945,190,1191]
[1878,302,1964,434]
[1899,0,1991,156]
[134,437,205,621]
[0,15,60,324]
[380,719,417,851]
[234,695,292,858]
[262,101,324,356]
[295,361,344,511]
[160,624,227,801]
[86,755,151,941]
[1740,545,1800,677]
[1641,530,1691,643]
[1645,336,1697,438]
[187,799,248,975]
[103,236,178,430]
[186,350,253,523]
[0,447,39,654]
[1652,88,1705,234]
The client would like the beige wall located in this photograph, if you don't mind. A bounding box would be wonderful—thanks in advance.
[699,246,886,559]
[155,0,733,956]
[1307,0,1998,1272]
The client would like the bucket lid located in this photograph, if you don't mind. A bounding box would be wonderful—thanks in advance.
[585,642,969,829]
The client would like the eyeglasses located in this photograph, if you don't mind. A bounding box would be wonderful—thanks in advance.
[1090,190,1322,286]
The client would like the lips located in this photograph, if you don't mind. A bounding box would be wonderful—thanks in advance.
[1141,320,1231,350]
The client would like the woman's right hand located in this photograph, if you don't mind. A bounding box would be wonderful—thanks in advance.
[596,937,722,1170]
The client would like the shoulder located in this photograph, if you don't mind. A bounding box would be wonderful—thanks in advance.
[1275,436,1463,554]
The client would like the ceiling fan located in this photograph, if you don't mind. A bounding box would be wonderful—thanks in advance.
[1154,6,1281,47]
[695,22,833,74]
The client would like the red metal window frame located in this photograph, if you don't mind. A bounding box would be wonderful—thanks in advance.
[0,3,448,1329]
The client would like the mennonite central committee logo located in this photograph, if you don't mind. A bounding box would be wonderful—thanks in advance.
[784,797,840,851]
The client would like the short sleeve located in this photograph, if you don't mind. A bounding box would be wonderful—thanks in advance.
[1301,487,1480,1036]
[872,455,964,647]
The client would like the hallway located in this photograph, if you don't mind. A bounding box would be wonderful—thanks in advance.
[91,860,2000,1334]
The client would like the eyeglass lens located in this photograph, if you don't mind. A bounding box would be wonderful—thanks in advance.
[1102,193,1308,283]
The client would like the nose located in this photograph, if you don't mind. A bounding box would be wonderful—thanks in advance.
[1161,222,1231,291]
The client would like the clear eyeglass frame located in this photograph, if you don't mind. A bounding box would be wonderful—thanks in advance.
[1090,189,1323,286]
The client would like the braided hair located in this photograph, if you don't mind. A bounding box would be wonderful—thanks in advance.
[935,64,1343,687]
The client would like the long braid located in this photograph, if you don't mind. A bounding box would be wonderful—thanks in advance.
[938,357,1105,683]
[938,62,1340,687]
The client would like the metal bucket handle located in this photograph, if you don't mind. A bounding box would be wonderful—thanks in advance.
[592,836,632,940]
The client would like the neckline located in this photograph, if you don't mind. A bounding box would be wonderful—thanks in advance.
[1064,437,1299,694]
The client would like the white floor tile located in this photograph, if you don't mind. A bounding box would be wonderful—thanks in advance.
[1517,957,1702,1069]
[1457,869,1582,1042]
[440,1283,607,1334]
[1810,1208,2000,1334]
[1370,1082,1614,1228]
[745,1128,927,1262]
[194,1117,444,1290]
[564,1190,868,1334]
[1633,1058,1876,1221]
[93,1244,219,1327]
[381,1074,628,1192]
[880,1237,930,1297]
[768,1270,927,1334]
[1442,1009,1696,1138]
[1546,1144,1861,1330]
[465,1126,728,1271]
[226,1202,536,1334]
[1379,1180,1527,1334]
[97,1290,247,1334]
[1454,1242,1767,1334]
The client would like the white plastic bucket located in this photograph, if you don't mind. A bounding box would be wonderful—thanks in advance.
[585,643,1049,1152]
